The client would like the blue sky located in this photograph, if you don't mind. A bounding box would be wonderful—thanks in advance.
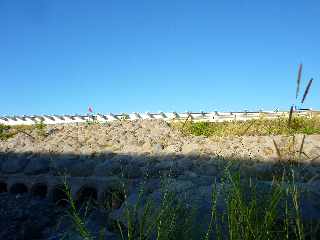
[0,0,319,115]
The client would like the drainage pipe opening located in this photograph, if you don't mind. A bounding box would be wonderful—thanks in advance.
[31,184,48,198]
[102,188,125,210]
[76,186,98,207]
[52,185,68,207]
[0,182,7,193]
[10,183,28,195]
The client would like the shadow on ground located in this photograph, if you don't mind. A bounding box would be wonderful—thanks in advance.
[1,151,320,239]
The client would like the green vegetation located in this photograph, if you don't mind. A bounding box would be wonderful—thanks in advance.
[0,124,34,140]
[174,116,320,137]
[0,121,47,140]
[116,183,195,240]
[34,120,47,137]
[61,168,320,240]
[0,124,14,140]
[120,113,130,121]
[85,117,99,125]
[62,179,93,240]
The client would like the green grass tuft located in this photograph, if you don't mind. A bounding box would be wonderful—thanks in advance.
[0,124,14,140]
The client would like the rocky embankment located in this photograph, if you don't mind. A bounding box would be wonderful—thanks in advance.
[1,120,320,239]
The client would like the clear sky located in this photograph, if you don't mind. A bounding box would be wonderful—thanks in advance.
[0,0,319,116]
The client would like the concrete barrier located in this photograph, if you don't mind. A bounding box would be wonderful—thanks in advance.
[0,109,316,126]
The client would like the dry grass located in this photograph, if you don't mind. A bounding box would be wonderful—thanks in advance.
[174,115,320,137]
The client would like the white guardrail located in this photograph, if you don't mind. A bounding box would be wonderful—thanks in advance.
[0,110,317,126]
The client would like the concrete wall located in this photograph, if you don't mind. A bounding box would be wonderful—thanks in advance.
[0,110,315,126]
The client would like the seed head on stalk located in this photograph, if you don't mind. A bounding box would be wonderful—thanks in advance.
[296,64,303,99]
[301,78,313,104]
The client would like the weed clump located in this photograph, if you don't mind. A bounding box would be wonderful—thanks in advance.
[34,120,47,137]
[0,121,47,141]
[0,124,14,140]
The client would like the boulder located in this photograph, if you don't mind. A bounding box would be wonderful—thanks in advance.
[152,143,164,154]
[181,143,201,155]
[165,144,182,153]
